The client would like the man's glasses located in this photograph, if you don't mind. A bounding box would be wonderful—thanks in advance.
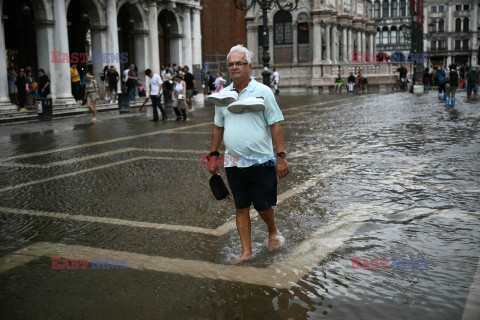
[227,62,249,68]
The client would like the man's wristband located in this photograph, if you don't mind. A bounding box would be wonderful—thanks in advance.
[208,151,220,160]
[276,152,287,158]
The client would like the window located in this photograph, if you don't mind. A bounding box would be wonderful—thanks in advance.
[368,3,372,18]
[440,40,445,49]
[438,19,444,32]
[274,11,293,45]
[391,0,397,17]
[382,27,389,44]
[464,4,469,10]
[374,1,381,18]
[383,1,389,17]
[399,27,405,43]
[455,40,461,50]
[463,39,469,49]
[376,32,380,45]
[455,18,462,32]
[431,40,436,50]
[431,20,437,32]
[438,6,444,12]
[431,6,437,12]
[390,27,397,44]
[298,23,309,44]
[400,0,406,16]
[455,5,462,11]
[464,18,469,32]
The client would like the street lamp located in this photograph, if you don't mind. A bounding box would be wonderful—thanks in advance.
[400,6,431,93]
[233,0,299,86]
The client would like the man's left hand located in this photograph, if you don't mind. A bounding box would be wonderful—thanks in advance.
[276,158,289,179]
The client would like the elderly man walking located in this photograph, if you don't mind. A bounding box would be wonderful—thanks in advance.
[207,45,289,264]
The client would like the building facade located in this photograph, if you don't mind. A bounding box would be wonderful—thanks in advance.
[200,0,247,64]
[244,0,410,92]
[424,0,479,67]
[367,0,411,55]
[0,0,202,107]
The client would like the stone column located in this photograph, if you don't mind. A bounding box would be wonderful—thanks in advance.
[472,0,478,66]
[361,31,366,62]
[292,21,298,63]
[182,7,192,69]
[387,0,391,17]
[0,14,10,106]
[325,23,331,63]
[269,25,275,63]
[147,2,160,74]
[347,27,352,62]
[90,26,107,98]
[246,25,258,63]
[192,8,202,66]
[342,26,348,62]
[134,30,148,92]
[331,24,337,63]
[53,0,75,105]
[369,32,374,62]
[313,21,322,63]
[357,30,362,61]
[380,0,383,17]
[106,0,121,93]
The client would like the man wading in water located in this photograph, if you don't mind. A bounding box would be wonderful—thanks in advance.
[207,45,289,264]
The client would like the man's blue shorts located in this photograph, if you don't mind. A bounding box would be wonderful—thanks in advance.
[225,161,277,212]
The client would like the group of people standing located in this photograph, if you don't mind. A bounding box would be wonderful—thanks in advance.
[144,65,197,121]
[424,65,479,108]
[7,63,51,111]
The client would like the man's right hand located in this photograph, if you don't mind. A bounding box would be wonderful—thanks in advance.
[207,156,219,175]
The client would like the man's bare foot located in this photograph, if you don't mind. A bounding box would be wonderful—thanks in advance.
[230,253,252,265]
[268,233,285,251]
[92,117,97,121]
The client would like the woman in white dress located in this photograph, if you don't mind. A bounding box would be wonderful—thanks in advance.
[172,75,187,121]
[214,72,226,93]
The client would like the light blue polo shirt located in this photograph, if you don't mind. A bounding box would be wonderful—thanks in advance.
[214,79,284,168]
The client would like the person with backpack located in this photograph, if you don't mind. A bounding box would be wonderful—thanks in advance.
[446,66,459,108]
[437,66,447,100]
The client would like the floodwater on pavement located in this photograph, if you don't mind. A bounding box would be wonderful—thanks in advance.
[0,92,479,319]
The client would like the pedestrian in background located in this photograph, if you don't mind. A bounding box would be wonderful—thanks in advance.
[214,72,226,93]
[183,66,196,112]
[16,69,27,111]
[25,70,35,109]
[107,65,119,104]
[272,68,280,95]
[101,66,109,101]
[7,62,17,105]
[437,66,447,100]
[145,68,166,121]
[334,73,344,94]
[423,68,430,92]
[70,64,81,101]
[347,72,356,94]
[126,64,138,101]
[357,70,366,94]
[84,73,99,121]
[38,69,50,98]
[465,66,479,101]
[446,65,459,108]
[172,75,187,121]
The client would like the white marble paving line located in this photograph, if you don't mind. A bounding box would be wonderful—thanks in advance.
[0,165,346,237]
[0,202,381,289]
[0,122,213,163]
